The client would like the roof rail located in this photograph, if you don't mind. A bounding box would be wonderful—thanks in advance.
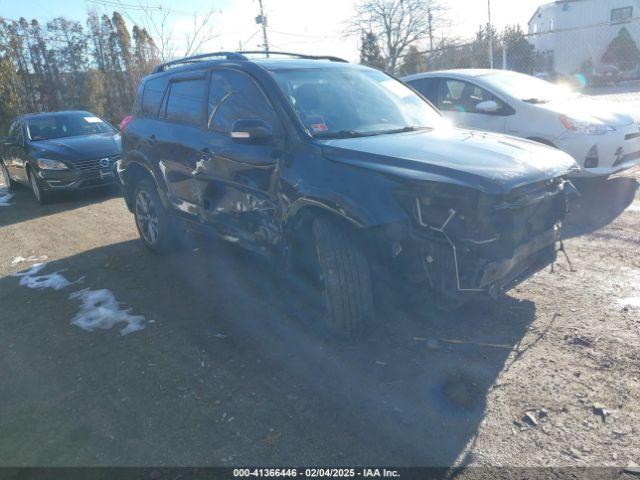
[238,51,349,63]
[152,52,248,73]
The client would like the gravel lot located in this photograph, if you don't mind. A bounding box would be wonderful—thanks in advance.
[1,93,640,469]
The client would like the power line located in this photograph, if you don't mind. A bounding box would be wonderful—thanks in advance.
[85,0,204,17]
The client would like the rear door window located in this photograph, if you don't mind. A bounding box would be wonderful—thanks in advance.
[164,78,206,127]
[141,76,169,118]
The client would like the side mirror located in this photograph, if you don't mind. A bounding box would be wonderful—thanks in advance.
[475,100,499,114]
[230,119,273,145]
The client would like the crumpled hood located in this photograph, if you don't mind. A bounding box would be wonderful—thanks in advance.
[321,128,579,195]
[30,133,122,161]
[537,97,637,127]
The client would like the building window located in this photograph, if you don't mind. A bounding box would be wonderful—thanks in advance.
[611,7,633,24]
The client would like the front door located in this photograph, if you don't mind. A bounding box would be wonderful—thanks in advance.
[196,68,283,248]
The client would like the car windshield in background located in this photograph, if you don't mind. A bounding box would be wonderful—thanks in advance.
[271,67,444,138]
[26,113,114,141]
[480,71,576,104]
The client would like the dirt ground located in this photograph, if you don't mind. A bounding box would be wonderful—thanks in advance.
[1,158,640,467]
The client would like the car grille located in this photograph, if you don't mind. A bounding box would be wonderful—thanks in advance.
[73,155,121,171]
[625,131,640,141]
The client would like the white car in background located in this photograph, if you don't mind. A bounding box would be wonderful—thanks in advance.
[403,69,640,178]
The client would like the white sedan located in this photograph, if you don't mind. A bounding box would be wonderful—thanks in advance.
[403,69,640,178]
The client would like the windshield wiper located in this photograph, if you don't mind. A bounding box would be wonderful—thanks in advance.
[372,125,431,135]
[313,126,431,139]
[313,129,370,139]
[522,98,550,104]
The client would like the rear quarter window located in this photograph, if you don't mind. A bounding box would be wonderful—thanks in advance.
[141,76,169,118]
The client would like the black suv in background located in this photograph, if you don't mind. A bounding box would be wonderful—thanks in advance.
[119,51,578,338]
[1,111,121,204]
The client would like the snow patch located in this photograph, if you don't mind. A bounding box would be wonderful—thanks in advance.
[12,263,76,290]
[626,202,640,213]
[11,255,49,266]
[0,188,13,207]
[69,288,146,336]
[618,297,640,308]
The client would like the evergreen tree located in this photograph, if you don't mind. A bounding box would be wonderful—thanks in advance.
[359,31,385,70]
[399,46,426,75]
[602,27,640,70]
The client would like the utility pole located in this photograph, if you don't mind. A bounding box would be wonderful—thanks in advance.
[487,0,494,69]
[428,8,434,51]
[256,0,270,57]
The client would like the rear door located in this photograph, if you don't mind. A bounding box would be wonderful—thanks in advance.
[195,68,283,247]
[435,78,510,133]
[153,73,209,217]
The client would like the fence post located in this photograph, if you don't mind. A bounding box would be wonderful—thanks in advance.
[502,38,507,70]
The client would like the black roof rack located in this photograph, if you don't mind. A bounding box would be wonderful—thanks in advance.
[152,50,348,73]
[152,52,248,73]
[238,51,349,63]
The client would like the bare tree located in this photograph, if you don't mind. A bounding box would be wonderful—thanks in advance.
[111,2,217,62]
[348,0,446,74]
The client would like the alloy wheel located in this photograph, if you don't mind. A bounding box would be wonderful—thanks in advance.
[30,171,41,202]
[1,163,9,187]
[135,189,159,245]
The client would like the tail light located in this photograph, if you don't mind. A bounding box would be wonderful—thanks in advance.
[119,115,133,132]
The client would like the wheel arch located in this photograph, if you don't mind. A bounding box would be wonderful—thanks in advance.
[121,153,168,211]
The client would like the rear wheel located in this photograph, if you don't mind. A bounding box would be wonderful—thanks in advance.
[134,179,174,253]
[312,216,375,339]
[28,168,52,205]
[1,161,17,191]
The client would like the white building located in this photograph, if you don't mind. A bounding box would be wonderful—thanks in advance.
[527,0,640,75]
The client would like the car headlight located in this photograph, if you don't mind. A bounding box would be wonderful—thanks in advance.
[560,114,615,135]
[37,158,68,170]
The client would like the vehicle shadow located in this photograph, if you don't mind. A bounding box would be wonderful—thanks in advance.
[0,184,121,229]
[0,234,535,467]
[562,175,638,239]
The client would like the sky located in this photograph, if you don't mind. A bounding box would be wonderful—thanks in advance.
[0,0,547,62]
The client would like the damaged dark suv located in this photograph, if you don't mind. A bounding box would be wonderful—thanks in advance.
[119,52,579,338]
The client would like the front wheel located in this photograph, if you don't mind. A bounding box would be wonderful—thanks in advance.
[28,169,52,205]
[312,216,375,339]
[133,179,175,253]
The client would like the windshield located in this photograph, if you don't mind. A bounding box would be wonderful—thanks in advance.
[26,113,114,141]
[481,71,576,103]
[271,67,444,138]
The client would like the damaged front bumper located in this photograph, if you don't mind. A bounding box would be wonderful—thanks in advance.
[382,179,576,301]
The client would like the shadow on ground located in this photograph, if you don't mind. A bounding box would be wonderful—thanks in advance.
[0,231,536,467]
[0,184,121,228]
[563,176,638,239]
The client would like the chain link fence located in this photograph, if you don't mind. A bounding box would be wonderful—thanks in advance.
[397,16,640,88]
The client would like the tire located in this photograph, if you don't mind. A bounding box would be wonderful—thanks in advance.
[312,216,375,339]
[28,168,52,205]
[133,179,174,253]
[1,160,17,191]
